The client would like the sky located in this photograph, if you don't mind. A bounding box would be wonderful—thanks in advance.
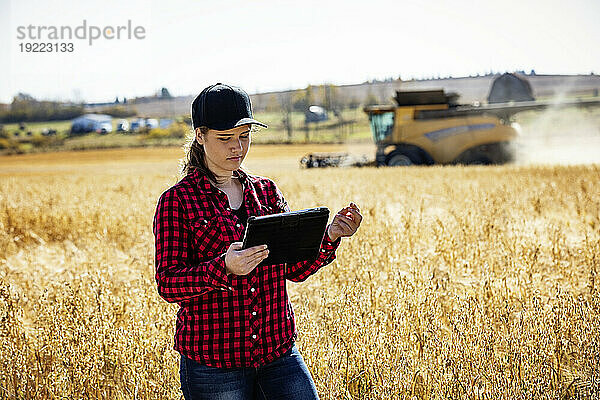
[1,0,599,103]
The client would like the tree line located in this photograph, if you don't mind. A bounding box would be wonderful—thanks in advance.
[0,93,85,123]
[0,93,139,123]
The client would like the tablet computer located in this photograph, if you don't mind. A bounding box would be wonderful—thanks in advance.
[241,207,330,266]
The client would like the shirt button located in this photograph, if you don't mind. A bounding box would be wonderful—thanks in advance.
[250,287,255,293]
[252,311,257,316]
[252,334,257,339]
[236,223,241,228]
[203,219,207,224]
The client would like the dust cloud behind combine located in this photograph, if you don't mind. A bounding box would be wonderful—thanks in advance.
[513,98,600,166]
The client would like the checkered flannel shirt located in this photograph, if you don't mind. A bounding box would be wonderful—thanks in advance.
[153,168,341,368]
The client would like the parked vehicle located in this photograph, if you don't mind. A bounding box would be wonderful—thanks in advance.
[144,118,159,129]
[71,114,113,135]
[305,105,328,123]
[116,119,130,132]
[130,118,146,132]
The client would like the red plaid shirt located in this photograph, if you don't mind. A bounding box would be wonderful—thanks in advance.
[153,168,341,368]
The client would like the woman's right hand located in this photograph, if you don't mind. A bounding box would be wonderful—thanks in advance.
[224,242,269,276]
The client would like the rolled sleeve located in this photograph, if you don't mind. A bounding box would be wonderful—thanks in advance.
[319,226,341,260]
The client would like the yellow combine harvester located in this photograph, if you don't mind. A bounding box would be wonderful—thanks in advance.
[365,92,516,166]
[363,74,600,166]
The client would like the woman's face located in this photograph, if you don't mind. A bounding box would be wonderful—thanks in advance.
[196,124,251,177]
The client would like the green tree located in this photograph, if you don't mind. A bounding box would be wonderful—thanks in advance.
[292,85,315,112]
[319,84,343,113]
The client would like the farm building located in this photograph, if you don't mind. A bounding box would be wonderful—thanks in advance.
[71,114,113,134]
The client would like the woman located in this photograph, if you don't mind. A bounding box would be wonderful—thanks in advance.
[153,83,362,400]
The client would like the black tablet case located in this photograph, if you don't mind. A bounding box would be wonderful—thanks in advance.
[241,207,329,266]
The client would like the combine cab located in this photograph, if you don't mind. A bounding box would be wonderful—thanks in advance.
[364,73,600,166]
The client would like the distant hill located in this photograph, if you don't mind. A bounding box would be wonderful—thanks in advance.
[84,73,600,118]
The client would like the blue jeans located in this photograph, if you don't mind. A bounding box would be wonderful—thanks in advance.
[179,344,319,400]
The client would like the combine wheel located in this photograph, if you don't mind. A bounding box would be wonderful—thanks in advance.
[387,151,419,166]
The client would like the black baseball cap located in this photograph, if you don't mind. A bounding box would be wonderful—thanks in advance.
[191,83,268,131]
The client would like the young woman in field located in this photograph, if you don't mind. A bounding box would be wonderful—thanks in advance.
[153,83,362,400]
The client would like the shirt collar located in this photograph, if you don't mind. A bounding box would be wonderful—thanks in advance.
[188,168,249,193]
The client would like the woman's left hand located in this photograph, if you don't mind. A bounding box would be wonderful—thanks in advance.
[327,202,362,242]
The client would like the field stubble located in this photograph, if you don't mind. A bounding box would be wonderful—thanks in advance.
[1,146,599,399]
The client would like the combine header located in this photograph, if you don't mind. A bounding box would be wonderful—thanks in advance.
[300,152,371,168]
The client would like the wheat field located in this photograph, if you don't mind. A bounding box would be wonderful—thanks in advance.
[1,145,599,399]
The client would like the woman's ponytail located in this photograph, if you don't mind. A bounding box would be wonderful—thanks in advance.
[180,127,218,183]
